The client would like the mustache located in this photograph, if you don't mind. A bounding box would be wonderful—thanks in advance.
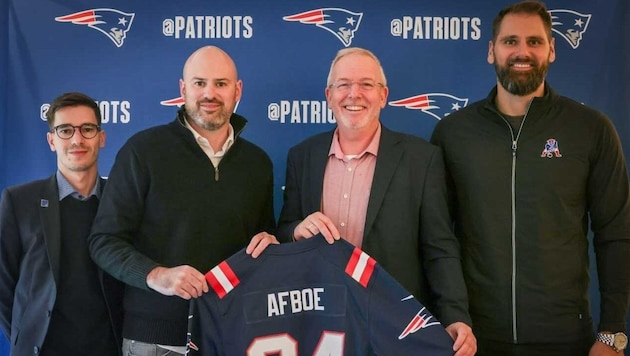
[198,99,223,105]
[508,57,537,67]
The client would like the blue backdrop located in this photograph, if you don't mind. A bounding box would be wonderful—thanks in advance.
[1,0,629,353]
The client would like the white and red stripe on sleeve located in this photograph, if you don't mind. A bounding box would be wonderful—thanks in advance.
[344,247,376,288]
[205,261,240,299]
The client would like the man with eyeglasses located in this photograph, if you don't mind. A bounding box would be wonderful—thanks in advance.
[277,47,476,356]
[0,92,123,355]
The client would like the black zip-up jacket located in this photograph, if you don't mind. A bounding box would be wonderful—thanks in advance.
[89,107,276,345]
[431,83,630,344]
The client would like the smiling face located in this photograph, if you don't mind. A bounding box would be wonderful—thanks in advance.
[325,52,388,134]
[488,13,555,97]
[179,46,242,132]
[47,105,105,175]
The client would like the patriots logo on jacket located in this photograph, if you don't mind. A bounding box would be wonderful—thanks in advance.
[540,138,562,158]
[548,9,591,49]
[389,93,469,120]
[55,9,135,48]
[283,8,363,47]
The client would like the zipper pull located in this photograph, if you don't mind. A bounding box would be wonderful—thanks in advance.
[214,166,219,181]
[512,141,517,156]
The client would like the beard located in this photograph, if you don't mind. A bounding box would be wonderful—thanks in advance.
[186,99,231,131]
[494,56,550,96]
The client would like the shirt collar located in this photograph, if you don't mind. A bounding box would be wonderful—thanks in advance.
[328,124,381,161]
[56,170,101,201]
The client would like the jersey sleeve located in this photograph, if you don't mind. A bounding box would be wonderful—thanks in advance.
[366,258,455,354]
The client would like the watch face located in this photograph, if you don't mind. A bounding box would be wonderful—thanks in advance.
[614,333,628,350]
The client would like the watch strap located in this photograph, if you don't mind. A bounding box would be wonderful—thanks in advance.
[597,332,615,347]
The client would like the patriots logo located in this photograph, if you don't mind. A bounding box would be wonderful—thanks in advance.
[55,9,135,48]
[389,93,469,120]
[398,307,441,340]
[187,340,199,351]
[548,9,591,49]
[540,138,562,158]
[160,97,185,107]
[160,96,241,112]
[283,8,363,47]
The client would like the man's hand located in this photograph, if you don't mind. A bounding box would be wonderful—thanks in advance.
[246,232,279,258]
[146,265,208,300]
[589,340,621,356]
[445,322,477,356]
[294,211,341,243]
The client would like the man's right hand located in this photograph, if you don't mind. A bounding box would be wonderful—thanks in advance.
[146,265,209,300]
[293,211,341,244]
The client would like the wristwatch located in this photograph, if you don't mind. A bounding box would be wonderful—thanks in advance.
[596,332,628,352]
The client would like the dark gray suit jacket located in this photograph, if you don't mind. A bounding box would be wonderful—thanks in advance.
[0,175,122,355]
[277,125,471,326]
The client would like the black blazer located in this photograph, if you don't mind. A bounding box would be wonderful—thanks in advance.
[277,125,470,326]
[0,175,123,355]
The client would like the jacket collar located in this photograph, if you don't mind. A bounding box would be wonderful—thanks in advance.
[482,82,557,121]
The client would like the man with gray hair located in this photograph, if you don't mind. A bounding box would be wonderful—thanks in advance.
[278,47,476,356]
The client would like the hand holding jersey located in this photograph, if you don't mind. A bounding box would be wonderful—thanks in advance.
[146,232,279,299]
[146,265,208,300]
[294,211,341,243]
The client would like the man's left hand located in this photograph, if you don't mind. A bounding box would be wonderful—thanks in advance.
[445,322,477,356]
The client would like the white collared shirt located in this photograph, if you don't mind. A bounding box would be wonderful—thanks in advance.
[184,118,235,167]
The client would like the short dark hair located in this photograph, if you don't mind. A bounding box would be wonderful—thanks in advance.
[492,1,552,42]
[46,92,101,130]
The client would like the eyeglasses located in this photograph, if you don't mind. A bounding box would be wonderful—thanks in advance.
[328,80,384,92]
[51,123,101,140]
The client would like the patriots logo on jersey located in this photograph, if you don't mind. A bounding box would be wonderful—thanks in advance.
[398,307,441,340]
[548,9,591,49]
[55,8,135,48]
[389,93,469,120]
[187,340,199,351]
[283,8,363,47]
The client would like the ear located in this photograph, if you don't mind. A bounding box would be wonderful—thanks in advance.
[47,132,56,152]
[98,130,106,148]
[379,85,389,109]
[179,78,186,97]
[234,79,243,102]
[548,37,556,63]
[487,40,495,64]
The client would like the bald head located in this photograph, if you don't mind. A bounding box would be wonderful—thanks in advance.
[182,46,239,82]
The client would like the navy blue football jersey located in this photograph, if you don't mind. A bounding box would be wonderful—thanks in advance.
[187,235,454,355]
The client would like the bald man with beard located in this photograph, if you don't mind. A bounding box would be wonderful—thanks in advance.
[89,46,278,356]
